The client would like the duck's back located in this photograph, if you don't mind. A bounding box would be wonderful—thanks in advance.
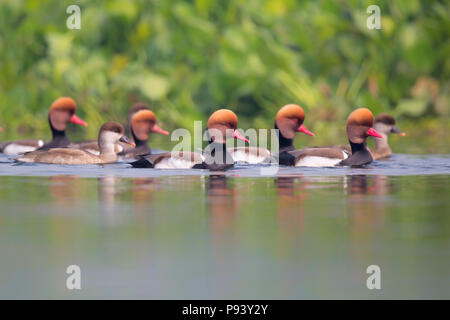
[70,140,125,155]
[17,148,102,165]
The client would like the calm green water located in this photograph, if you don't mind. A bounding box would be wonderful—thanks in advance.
[1,158,449,298]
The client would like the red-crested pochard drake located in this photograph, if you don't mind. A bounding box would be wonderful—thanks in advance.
[118,109,169,158]
[131,109,248,170]
[293,108,383,167]
[16,122,133,165]
[308,113,406,160]
[370,113,406,160]
[228,104,314,164]
[263,104,315,165]
[0,97,87,155]
[127,103,152,132]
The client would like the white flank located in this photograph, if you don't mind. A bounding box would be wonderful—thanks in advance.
[154,155,205,169]
[295,151,349,167]
[230,150,268,164]
[4,142,41,155]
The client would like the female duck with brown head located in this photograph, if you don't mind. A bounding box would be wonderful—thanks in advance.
[293,108,382,167]
[370,113,405,160]
[131,109,248,170]
[16,122,133,165]
[0,97,87,155]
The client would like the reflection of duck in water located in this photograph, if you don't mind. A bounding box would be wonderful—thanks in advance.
[129,178,157,204]
[207,175,238,227]
[98,176,119,205]
[98,176,126,225]
[275,176,308,234]
[347,175,369,195]
[346,174,394,195]
[206,174,241,290]
[346,175,389,237]
[48,175,83,204]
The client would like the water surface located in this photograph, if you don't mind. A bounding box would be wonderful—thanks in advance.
[0,154,449,299]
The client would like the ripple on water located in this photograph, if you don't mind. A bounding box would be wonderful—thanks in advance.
[0,153,449,178]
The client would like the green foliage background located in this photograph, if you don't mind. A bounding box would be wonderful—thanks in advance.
[0,0,449,153]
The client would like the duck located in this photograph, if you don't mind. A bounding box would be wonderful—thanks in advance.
[291,108,383,167]
[131,109,249,170]
[256,104,314,166]
[127,103,153,131]
[66,101,145,153]
[228,104,314,164]
[118,109,168,159]
[307,113,406,160]
[73,105,168,157]
[369,113,405,160]
[0,97,87,155]
[16,122,133,165]
[70,103,152,154]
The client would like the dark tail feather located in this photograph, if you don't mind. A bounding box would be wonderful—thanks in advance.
[130,157,153,168]
[0,142,8,152]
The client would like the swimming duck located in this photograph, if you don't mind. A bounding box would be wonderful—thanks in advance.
[0,97,87,155]
[16,122,133,165]
[258,104,315,166]
[127,103,152,132]
[292,108,382,167]
[309,113,406,160]
[73,107,168,157]
[118,109,168,159]
[228,104,314,164]
[131,109,248,170]
[369,113,406,160]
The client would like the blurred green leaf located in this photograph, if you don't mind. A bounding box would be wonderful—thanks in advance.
[0,0,448,152]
